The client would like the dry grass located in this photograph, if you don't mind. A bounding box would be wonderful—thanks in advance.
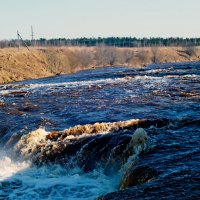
[0,46,200,84]
[0,48,52,83]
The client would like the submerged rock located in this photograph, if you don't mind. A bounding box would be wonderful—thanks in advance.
[15,128,48,160]
[77,133,131,172]
[122,128,148,160]
[120,165,158,190]
[0,102,6,107]
[104,128,148,175]
[4,133,22,149]
[14,120,149,172]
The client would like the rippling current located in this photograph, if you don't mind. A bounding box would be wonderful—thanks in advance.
[0,62,199,199]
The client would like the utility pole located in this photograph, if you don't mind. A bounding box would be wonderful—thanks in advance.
[31,25,34,47]
[17,30,20,49]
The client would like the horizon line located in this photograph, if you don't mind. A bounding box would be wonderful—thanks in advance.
[1,36,200,41]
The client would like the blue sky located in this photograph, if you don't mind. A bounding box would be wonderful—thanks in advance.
[0,0,199,39]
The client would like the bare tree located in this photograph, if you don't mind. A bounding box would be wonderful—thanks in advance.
[73,48,94,68]
[184,46,197,57]
[137,49,150,63]
[94,45,119,66]
[106,47,119,65]
[122,49,135,64]
[151,47,159,63]
[94,45,108,66]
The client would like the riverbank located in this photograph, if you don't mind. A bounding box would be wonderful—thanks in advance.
[0,46,199,84]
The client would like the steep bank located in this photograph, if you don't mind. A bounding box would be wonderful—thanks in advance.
[0,46,199,84]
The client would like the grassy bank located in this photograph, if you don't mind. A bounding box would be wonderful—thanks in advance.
[0,46,199,84]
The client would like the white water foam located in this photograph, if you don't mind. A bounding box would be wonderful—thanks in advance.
[0,152,30,181]
[0,74,179,96]
[0,76,141,97]
[0,154,119,200]
[0,77,129,95]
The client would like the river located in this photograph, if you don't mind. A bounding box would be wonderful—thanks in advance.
[0,62,199,199]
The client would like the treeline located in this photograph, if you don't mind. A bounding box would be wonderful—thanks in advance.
[0,37,200,48]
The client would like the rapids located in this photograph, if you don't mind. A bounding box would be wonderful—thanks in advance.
[0,62,200,199]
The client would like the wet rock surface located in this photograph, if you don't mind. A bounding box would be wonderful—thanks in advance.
[14,122,149,170]
[119,165,158,190]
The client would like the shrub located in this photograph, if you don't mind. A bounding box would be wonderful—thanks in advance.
[184,46,197,57]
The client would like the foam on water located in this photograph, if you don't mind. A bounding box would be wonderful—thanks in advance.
[0,75,173,96]
[0,152,30,181]
[0,152,120,200]
[0,77,132,95]
[1,123,147,199]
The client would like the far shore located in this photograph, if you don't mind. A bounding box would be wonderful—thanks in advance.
[0,46,199,84]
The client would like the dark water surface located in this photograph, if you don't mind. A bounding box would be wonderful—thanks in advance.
[0,62,199,199]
